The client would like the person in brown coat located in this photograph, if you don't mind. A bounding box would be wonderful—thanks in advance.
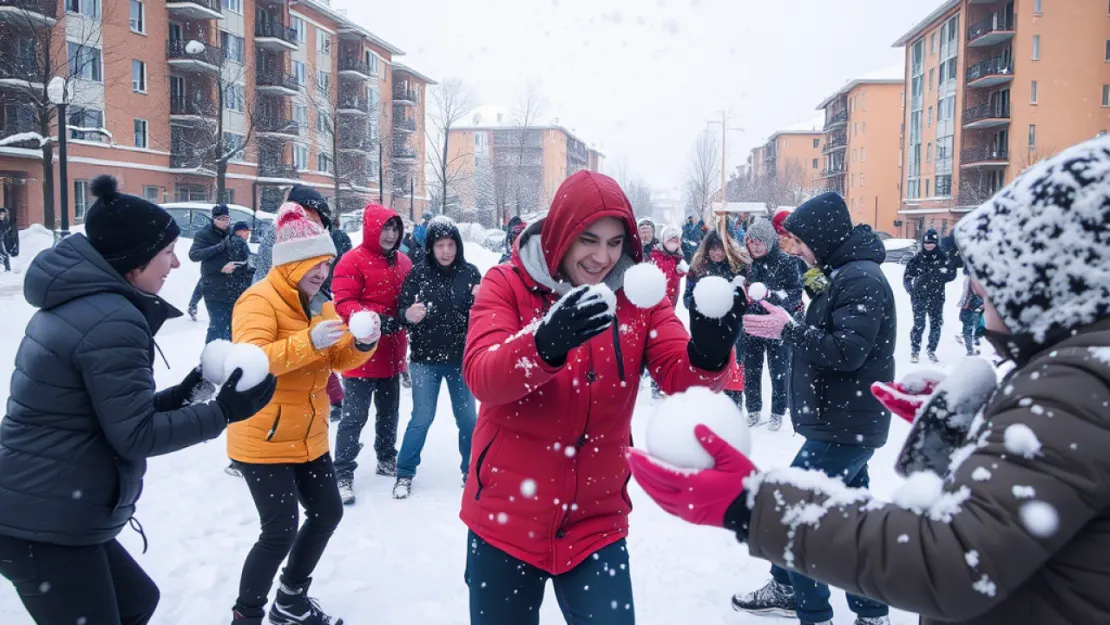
[627,134,1110,625]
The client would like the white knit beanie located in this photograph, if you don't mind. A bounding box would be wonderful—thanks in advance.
[660,225,681,244]
[271,202,337,267]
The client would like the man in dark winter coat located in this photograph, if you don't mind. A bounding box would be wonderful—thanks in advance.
[226,221,254,301]
[737,192,895,625]
[189,204,239,343]
[392,218,482,499]
[0,176,275,625]
[904,228,957,363]
[0,207,18,272]
[681,215,703,261]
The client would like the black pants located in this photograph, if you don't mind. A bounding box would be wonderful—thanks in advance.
[744,336,790,416]
[334,376,400,479]
[0,251,10,271]
[236,454,344,615]
[0,535,160,625]
[188,278,203,310]
[910,296,944,353]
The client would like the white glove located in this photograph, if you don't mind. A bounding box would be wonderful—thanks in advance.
[678,260,690,274]
[310,320,346,350]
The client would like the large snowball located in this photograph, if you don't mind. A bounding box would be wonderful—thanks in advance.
[644,387,750,470]
[200,339,234,385]
[348,310,381,340]
[692,276,735,319]
[748,282,768,302]
[224,343,270,391]
[623,263,668,309]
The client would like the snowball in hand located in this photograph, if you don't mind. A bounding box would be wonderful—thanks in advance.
[692,276,735,319]
[622,263,668,308]
[348,310,381,340]
[644,387,750,470]
[200,339,234,384]
[748,282,769,302]
[579,283,617,317]
[224,343,270,391]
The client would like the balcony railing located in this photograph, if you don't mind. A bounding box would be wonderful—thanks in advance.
[957,187,1000,206]
[338,96,370,113]
[164,0,220,14]
[170,96,215,117]
[968,12,1015,42]
[0,110,36,147]
[0,54,40,81]
[170,143,212,170]
[257,70,298,92]
[821,165,846,177]
[257,116,299,136]
[961,146,1010,162]
[254,20,297,44]
[339,131,375,150]
[259,162,298,179]
[394,117,416,132]
[393,146,417,159]
[338,57,372,76]
[966,56,1013,82]
[392,86,419,103]
[824,110,848,129]
[167,39,222,67]
[0,0,58,19]
[964,102,1011,124]
[823,135,848,152]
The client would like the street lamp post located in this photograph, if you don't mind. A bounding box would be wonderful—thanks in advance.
[47,77,71,240]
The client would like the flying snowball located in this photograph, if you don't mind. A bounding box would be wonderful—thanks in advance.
[644,387,750,470]
[224,343,270,391]
[200,339,234,385]
[348,311,381,341]
[184,40,206,54]
[622,263,667,308]
[748,282,768,302]
[1020,501,1059,538]
[692,276,735,319]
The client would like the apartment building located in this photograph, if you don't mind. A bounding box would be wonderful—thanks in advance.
[747,116,826,201]
[0,0,434,228]
[893,0,1110,238]
[816,66,905,235]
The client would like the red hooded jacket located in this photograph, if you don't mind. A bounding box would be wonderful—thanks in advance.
[649,247,686,308]
[460,171,730,575]
[333,204,412,379]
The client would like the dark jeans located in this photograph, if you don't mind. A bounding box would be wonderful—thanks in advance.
[397,363,476,479]
[0,536,160,625]
[205,301,234,344]
[465,531,635,625]
[236,454,343,615]
[960,309,982,353]
[334,376,401,480]
[744,336,790,416]
[189,278,204,311]
[910,296,944,353]
[0,252,9,271]
[769,440,888,623]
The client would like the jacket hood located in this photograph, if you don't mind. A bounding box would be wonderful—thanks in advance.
[539,171,641,277]
[783,192,853,265]
[424,217,466,270]
[25,234,181,331]
[823,224,887,270]
[360,203,403,258]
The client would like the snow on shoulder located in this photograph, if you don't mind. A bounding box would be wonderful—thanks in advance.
[643,387,750,470]
[692,276,734,318]
[622,263,667,308]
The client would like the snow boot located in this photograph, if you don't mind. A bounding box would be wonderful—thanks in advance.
[855,617,891,625]
[747,412,762,428]
[927,351,939,364]
[376,458,397,477]
[225,462,244,478]
[268,577,342,625]
[768,413,784,432]
[232,607,264,625]
[731,579,796,618]
[392,477,412,499]
[337,477,355,506]
[910,352,920,364]
[400,371,411,389]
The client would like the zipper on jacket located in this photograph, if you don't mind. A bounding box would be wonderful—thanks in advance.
[553,350,593,544]
[303,399,317,443]
[265,407,283,441]
[611,323,626,382]
[473,431,498,500]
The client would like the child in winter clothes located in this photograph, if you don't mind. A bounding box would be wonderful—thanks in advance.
[228,204,377,625]
[650,225,688,309]
[957,273,984,355]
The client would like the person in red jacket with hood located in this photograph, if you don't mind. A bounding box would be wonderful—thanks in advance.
[461,170,746,624]
[649,225,688,309]
[332,203,412,504]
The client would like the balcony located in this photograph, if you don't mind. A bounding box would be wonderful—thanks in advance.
[961,146,1009,168]
[337,96,370,115]
[254,21,297,51]
[957,187,1000,208]
[963,102,1011,129]
[256,70,298,95]
[0,0,57,25]
[170,144,214,173]
[256,116,300,137]
[967,12,1015,48]
[339,131,376,151]
[393,145,417,161]
[165,0,222,21]
[393,86,419,105]
[259,162,298,179]
[966,56,1013,88]
[822,135,848,153]
[821,165,847,178]
[338,58,373,80]
[0,54,43,92]
[824,109,848,129]
[170,96,217,121]
[167,39,222,72]
[394,117,416,133]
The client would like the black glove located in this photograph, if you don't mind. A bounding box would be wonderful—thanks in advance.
[534,286,615,367]
[163,367,204,410]
[354,339,378,353]
[687,286,747,371]
[216,369,278,424]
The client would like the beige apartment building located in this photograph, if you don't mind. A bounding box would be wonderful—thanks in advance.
[0,0,434,228]
[816,68,905,235]
[746,118,825,204]
[893,0,1110,238]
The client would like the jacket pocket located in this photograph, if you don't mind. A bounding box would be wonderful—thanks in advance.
[265,407,283,441]
[473,429,499,501]
[112,460,142,513]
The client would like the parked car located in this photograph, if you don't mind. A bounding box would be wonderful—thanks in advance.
[882,238,919,264]
[482,229,507,253]
[161,202,275,245]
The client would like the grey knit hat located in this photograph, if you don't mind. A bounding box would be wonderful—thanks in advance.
[746,218,778,248]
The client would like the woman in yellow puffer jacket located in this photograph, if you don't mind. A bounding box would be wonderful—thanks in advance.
[227,204,378,625]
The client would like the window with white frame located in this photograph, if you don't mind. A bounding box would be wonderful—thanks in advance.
[1033,35,1041,60]
[221,31,245,64]
[317,111,330,133]
[133,118,147,148]
[221,0,242,14]
[1031,80,1039,103]
[293,61,306,86]
[175,184,208,202]
[316,31,331,56]
[67,0,100,18]
[294,145,308,170]
[861,147,866,162]
[318,153,332,173]
[293,104,308,127]
[224,83,245,112]
[1029,124,1037,147]
[1034,0,1042,13]
[69,107,104,142]
[224,131,245,162]
[67,43,102,82]
[1105,39,1109,61]
[74,180,89,220]
[131,60,146,92]
[316,69,329,95]
[143,186,159,202]
[129,0,144,32]
[290,16,306,42]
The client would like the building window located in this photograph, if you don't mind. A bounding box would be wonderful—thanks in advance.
[221,0,242,14]
[131,60,146,92]
[927,142,933,162]
[316,31,331,56]
[1033,35,1041,60]
[861,147,866,162]
[852,149,857,162]
[929,68,934,91]
[293,104,308,126]
[925,179,931,196]
[1031,80,1039,103]
[293,61,306,86]
[853,122,858,137]
[860,173,865,187]
[129,0,143,32]
[862,121,867,134]
[143,185,159,201]
[928,106,933,126]
[813,137,819,149]
[318,153,332,173]
[1034,0,1042,13]
[812,158,818,169]
[1102,84,1109,107]
[317,111,330,133]
[294,145,308,170]
[66,0,100,18]
[290,16,306,43]
[1105,39,1109,61]
[69,107,104,142]
[223,131,245,162]
[67,43,102,82]
[930,32,936,54]
[73,180,89,221]
[936,175,952,197]
[175,184,208,203]
[851,173,855,188]
[133,118,147,148]
[316,69,329,95]
[1029,124,1037,147]
[221,31,245,63]
[224,83,245,112]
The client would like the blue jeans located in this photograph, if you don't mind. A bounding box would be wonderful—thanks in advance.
[769,440,888,623]
[205,302,234,344]
[465,531,635,624]
[396,363,476,479]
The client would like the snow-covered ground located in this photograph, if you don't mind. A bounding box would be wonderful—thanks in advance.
[0,229,984,625]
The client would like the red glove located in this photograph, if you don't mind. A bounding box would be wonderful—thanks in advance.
[626,425,757,528]
[870,373,944,423]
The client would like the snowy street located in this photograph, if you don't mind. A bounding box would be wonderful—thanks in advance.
[0,228,980,625]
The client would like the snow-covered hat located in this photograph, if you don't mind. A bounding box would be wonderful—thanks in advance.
[746,218,778,248]
[660,225,681,243]
[954,134,1110,342]
[271,203,337,267]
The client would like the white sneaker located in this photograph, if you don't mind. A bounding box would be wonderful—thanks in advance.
[338,477,355,505]
[392,477,412,500]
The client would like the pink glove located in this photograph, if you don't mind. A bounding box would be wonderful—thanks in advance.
[626,425,758,527]
[742,301,793,339]
[870,373,944,423]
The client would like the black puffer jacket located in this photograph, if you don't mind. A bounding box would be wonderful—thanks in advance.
[397,221,482,365]
[781,193,896,448]
[0,235,228,546]
[904,246,957,301]
[189,223,236,304]
[747,247,803,316]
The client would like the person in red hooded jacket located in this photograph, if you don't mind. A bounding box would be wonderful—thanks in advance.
[649,225,688,309]
[460,170,746,624]
[331,203,412,504]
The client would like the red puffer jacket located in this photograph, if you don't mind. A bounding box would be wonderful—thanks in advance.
[460,171,731,575]
[649,247,686,308]
[333,204,412,379]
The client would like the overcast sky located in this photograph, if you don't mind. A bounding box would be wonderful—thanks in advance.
[338,0,940,191]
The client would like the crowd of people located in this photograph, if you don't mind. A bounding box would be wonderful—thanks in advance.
[0,133,1106,625]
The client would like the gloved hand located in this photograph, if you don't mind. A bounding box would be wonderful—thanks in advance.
[870,370,947,423]
[216,369,278,424]
[534,285,614,367]
[687,285,746,371]
[310,320,347,350]
[626,425,757,528]
[742,301,795,340]
[380,315,403,335]
[163,366,205,409]
[904,279,913,293]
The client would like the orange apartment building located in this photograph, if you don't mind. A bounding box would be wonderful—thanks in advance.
[0,0,434,229]
[816,68,905,235]
[893,0,1110,239]
[747,117,826,201]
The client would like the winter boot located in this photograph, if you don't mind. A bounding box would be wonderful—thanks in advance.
[376,458,397,477]
[910,352,920,364]
[855,617,891,625]
[268,577,342,625]
[337,476,355,506]
[747,412,762,428]
[400,371,411,389]
[392,477,412,500]
[731,579,796,618]
[927,351,939,364]
[768,413,784,432]
[225,462,244,478]
[232,607,264,625]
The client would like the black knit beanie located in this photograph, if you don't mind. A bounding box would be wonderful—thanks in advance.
[287,184,332,228]
[85,175,180,275]
[211,203,230,218]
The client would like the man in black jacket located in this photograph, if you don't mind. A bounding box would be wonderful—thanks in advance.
[392,218,482,499]
[737,192,895,625]
[189,204,239,343]
[904,228,957,363]
[0,207,17,272]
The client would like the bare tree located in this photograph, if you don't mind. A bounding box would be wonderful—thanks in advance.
[684,130,719,225]
[426,78,476,218]
[624,179,654,219]
[506,82,546,218]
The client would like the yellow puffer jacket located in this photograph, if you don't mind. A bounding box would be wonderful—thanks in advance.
[227,256,375,464]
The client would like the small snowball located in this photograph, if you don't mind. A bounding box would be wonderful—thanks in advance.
[224,343,270,391]
[900,369,946,393]
[520,479,537,497]
[891,471,944,512]
[200,339,234,384]
[1012,485,1036,499]
[348,311,381,340]
[965,550,980,567]
[692,276,734,319]
[622,263,668,308]
[1004,424,1042,458]
[1021,501,1059,537]
[643,387,750,469]
[747,282,768,302]
[579,283,617,317]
